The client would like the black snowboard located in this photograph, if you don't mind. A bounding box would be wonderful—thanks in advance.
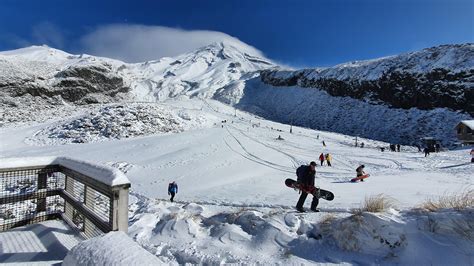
[285,178,334,201]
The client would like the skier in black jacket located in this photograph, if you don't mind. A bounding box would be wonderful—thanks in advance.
[295,161,319,212]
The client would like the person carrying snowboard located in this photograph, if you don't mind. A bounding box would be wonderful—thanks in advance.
[168,181,178,202]
[325,153,332,167]
[319,153,325,166]
[295,161,319,212]
[355,165,366,182]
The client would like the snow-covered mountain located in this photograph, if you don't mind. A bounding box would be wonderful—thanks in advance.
[0,42,274,125]
[1,42,472,146]
[261,43,474,114]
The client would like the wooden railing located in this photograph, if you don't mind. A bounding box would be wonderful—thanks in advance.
[0,157,130,238]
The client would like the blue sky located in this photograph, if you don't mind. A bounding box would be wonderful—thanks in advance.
[0,0,472,67]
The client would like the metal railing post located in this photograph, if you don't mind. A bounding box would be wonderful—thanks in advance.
[36,172,47,213]
[64,175,75,223]
[111,186,129,232]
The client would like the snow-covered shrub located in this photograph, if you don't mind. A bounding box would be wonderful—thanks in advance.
[28,103,215,145]
[318,212,407,256]
[414,209,474,241]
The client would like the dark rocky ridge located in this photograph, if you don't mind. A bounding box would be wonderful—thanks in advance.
[260,44,474,115]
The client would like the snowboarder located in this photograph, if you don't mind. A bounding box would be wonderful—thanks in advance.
[295,161,319,212]
[380,147,385,152]
[396,144,401,152]
[423,147,430,157]
[322,141,326,147]
[355,165,367,182]
[325,153,332,167]
[319,153,325,166]
[277,135,284,140]
[471,149,474,163]
[168,181,178,202]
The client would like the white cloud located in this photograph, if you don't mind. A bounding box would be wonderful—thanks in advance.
[80,24,264,63]
[32,22,65,49]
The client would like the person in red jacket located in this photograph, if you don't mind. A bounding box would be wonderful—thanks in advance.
[319,153,325,166]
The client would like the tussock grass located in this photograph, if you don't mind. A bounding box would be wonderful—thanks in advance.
[354,194,395,214]
[420,189,474,212]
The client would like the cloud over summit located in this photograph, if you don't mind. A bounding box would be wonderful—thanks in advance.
[80,24,264,62]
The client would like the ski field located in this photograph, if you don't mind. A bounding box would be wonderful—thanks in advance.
[1,99,473,265]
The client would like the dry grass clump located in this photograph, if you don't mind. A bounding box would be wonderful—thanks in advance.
[354,194,395,214]
[420,189,474,212]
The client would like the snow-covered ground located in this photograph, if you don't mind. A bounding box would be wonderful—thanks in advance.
[0,220,83,265]
[1,99,473,264]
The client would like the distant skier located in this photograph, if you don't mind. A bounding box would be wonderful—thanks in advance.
[325,153,332,167]
[396,144,401,152]
[435,143,440,153]
[423,147,430,157]
[295,161,319,212]
[168,181,178,202]
[322,141,326,147]
[471,149,474,163]
[319,153,325,166]
[360,142,365,148]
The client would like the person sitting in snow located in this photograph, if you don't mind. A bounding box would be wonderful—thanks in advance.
[168,181,178,202]
[356,165,366,181]
[295,161,319,212]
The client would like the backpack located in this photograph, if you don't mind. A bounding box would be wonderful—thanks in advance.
[296,165,306,183]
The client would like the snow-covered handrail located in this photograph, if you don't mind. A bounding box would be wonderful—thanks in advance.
[0,156,130,187]
[0,156,130,237]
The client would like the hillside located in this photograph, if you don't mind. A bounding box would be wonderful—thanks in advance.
[1,43,472,146]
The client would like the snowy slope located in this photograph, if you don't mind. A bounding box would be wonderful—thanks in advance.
[1,98,473,264]
[237,78,472,146]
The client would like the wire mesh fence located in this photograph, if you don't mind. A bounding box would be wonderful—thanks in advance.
[0,165,119,238]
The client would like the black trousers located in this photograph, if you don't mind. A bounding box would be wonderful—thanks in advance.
[296,191,319,210]
[170,192,176,202]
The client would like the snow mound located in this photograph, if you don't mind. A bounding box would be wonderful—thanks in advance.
[127,194,474,265]
[27,103,216,145]
[63,231,161,265]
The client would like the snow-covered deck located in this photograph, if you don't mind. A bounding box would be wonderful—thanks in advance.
[0,220,83,265]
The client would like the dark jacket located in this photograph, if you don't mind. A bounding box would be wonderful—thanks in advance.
[168,183,178,194]
[296,165,316,186]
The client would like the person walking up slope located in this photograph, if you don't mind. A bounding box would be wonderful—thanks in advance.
[295,161,319,212]
[319,153,325,166]
[168,181,178,202]
[325,153,332,167]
